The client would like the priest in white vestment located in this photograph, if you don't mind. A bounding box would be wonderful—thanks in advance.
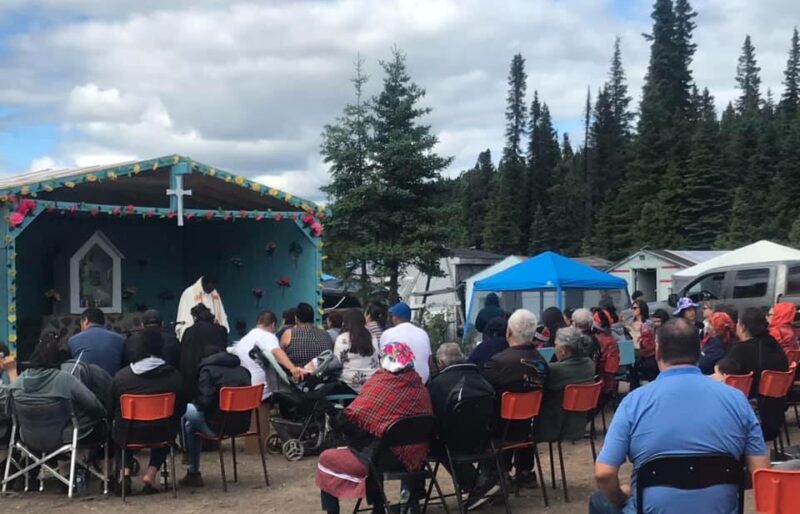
[176,276,229,340]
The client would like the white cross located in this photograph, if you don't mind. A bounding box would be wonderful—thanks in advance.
[166,175,192,226]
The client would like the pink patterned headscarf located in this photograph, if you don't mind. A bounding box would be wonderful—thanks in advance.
[380,342,416,373]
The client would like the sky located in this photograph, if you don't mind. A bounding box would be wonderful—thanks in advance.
[0,0,797,202]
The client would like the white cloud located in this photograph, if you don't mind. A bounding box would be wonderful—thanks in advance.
[0,0,797,201]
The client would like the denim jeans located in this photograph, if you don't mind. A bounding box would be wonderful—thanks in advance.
[589,490,630,514]
[183,403,217,473]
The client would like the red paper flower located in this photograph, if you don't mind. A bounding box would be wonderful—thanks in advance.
[46,205,57,213]
[90,208,99,217]
[291,214,298,221]
[186,213,195,221]
[277,276,291,288]
[146,210,155,218]
[223,214,232,221]
[112,207,122,216]
[274,214,283,222]
[8,195,17,204]
[255,214,264,221]
[205,211,215,220]
[69,205,78,214]
[302,213,314,226]
[126,204,135,215]
[239,210,248,219]
[8,212,24,227]
[167,211,175,219]
[310,221,323,236]
[18,199,36,215]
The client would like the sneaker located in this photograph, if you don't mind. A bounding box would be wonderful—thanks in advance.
[178,471,204,488]
[465,475,500,511]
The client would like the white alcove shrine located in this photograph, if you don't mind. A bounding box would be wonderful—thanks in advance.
[69,230,124,314]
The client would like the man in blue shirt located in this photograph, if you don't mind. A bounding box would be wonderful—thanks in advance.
[68,308,124,378]
[590,318,769,514]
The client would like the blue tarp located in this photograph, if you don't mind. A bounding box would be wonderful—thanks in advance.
[474,251,626,292]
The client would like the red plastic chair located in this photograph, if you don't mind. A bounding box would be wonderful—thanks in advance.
[725,372,754,397]
[759,364,796,454]
[118,393,177,502]
[196,384,269,491]
[497,390,548,508]
[546,381,602,503]
[753,468,800,514]
[786,349,800,365]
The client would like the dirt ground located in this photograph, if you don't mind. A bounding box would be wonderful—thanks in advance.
[0,412,775,514]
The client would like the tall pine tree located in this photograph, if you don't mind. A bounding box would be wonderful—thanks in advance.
[735,35,761,114]
[459,150,495,249]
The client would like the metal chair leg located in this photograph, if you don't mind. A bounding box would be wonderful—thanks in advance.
[533,444,549,507]
[170,445,177,498]
[548,442,556,489]
[352,498,362,514]
[255,411,270,486]
[794,402,800,429]
[445,453,466,514]
[426,468,451,514]
[231,437,238,483]
[68,429,78,499]
[784,418,791,446]
[121,448,126,503]
[218,440,228,492]
[557,440,569,502]
[492,448,512,514]
[2,425,16,494]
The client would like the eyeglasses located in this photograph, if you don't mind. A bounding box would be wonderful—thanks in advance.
[632,305,640,310]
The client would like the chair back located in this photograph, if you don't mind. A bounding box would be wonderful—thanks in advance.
[439,395,495,454]
[618,340,636,367]
[220,384,264,412]
[563,381,603,413]
[500,390,543,421]
[120,393,176,421]
[753,468,800,514]
[11,396,74,454]
[635,454,744,514]
[787,349,800,365]
[724,372,754,397]
[380,415,436,449]
[759,367,795,399]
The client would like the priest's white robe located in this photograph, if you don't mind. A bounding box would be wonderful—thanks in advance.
[175,277,229,340]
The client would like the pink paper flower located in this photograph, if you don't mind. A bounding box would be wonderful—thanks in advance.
[277,276,291,288]
[274,214,283,222]
[126,204,135,215]
[112,207,122,216]
[205,211,215,220]
[9,212,24,227]
[239,210,248,219]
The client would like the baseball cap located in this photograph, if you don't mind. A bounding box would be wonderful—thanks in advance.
[388,301,412,320]
[142,309,163,326]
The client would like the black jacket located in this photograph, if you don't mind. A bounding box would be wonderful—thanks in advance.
[180,321,228,398]
[110,363,187,445]
[718,335,789,395]
[480,344,549,394]
[428,363,495,425]
[195,352,252,435]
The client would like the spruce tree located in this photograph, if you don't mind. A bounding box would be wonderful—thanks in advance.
[528,204,550,255]
[717,186,750,248]
[320,58,375,297]
[459,150,495,249]
[735,35,761,114]
[781,27,800,116]
[505,54,528,158]
[368,48,453,301]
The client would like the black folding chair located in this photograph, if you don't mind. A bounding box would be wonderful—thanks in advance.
[2,395,109,498]
[430,395,509,514]
[635,454,745,514]
[353,415,450,514]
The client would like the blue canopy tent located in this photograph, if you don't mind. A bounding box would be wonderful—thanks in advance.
[464,251,628,340]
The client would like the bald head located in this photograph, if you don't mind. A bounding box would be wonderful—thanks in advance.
[656,318,700,366]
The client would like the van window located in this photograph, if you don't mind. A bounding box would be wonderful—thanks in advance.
[787,265,800,295]
[685,272,725,301]
[732,268,770,298]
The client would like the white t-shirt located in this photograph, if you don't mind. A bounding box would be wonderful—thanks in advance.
[231,327,280,399]
[333,332,380,392]
[379,322,431,383]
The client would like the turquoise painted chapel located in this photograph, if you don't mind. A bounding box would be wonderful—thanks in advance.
[0,154,328,358]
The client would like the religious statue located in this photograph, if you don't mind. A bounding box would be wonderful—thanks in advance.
[175,275,229,340]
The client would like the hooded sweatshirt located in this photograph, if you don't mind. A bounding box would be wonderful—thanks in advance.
[10,367,106,441]
[475,293,505,334]
[194,352,251,434]
[769,302,799,356]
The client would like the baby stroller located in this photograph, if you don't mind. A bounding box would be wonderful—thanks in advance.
[249,347,356,461]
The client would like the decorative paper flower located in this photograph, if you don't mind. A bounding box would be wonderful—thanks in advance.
[291,214,299,221]
[310,222,323,236]
[302,213,314,226]
[235,176,245,185]
[126,204,135,215]
[86,174,97,182]
[108,172,118,181]
[223,213,232,221]
[0,195,8,203]
[45,289,61,302]
[146,210,155,218]
[284,193,292,201]
[8,212,24,227]
[264,242,277,256]
[166,211,175,219]
[186,212,195,221]
[205,211,215,220]
[255,214,264,221]
[65,181,76,189]
[20,186,29,196]
[8,195,17,204]
[252,287,264,306]
[225,175,232,183]
[133,164,141,174]
[69,205,78,214]
[230,257,242,268]
[9,334,16,344]
[90,208,99,217]
[208,167,217,176]
[274,213,283,222]
[251,183,261,192]
[277,277,291,287]
[43,183,54,192]
[112,206,121,216]
[46,205,57,213]
[238,210,248,219]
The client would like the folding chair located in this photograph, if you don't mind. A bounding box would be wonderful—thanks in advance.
[495,390,548,508]
[759,365,795,455]
[548,380,602,503]
[724,372,754,397]
[195,384,269,491]
[2,395,109,498]
[635,454,744,514]
[117,392,177,502]
[353,415,450,514]
[752,468,800,514]
[430,394,504,514]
